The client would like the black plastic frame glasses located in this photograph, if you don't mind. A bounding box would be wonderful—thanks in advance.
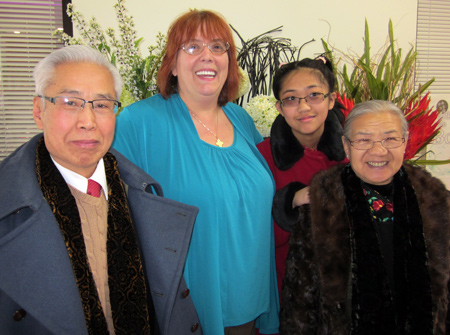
[39,95,121,114]
[347,137,405,150]
[181,40,230,55]
[281,92,330,107]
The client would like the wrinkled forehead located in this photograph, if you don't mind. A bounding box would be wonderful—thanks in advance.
[181,23,228,43]
[351,111,404,135]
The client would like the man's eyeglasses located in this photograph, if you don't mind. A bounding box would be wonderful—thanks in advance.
[281,92,330,108]
[181,40,230,55]
[347,137,405,150]
[39,95,121,114]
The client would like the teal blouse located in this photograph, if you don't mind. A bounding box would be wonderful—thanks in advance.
[113,94,279,334]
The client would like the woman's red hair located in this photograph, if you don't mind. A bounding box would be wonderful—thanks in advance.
[157,9,240,106]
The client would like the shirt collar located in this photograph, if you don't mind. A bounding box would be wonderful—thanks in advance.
[51,158,109,200]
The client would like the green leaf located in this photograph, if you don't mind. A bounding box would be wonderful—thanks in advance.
[388,19,396,64]
[363,19,371,65]
[376,48,389,81]
[409,78,435,102]
[135,37,144,48]
[411,159,450,165]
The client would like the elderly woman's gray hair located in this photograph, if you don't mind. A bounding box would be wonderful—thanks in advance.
[33,45,123,99]
[343,100,408,139]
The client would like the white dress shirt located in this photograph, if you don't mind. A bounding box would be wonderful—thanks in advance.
[51,158,109,200]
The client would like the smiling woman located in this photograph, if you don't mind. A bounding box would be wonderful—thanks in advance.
[112,9,279,335]
[280,100,450,335]
[342,102,408,186]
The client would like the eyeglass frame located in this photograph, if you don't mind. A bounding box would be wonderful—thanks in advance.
[346,137,406,150]
[38,95,121,114]
[181,40,230,56]
[280,92,331,107]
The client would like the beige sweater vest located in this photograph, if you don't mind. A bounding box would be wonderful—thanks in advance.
[69,186,115,335]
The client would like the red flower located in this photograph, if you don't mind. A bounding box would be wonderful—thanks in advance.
[386,202,393,212]
[373,200,384,211]
[336,93,354,120]
[403,93,441,160]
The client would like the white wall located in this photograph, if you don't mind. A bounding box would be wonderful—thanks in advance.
[71,0,450,189]
[72,0,417,63]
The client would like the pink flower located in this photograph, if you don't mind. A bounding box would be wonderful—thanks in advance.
[386,202,393,212]
[373,200,384,211]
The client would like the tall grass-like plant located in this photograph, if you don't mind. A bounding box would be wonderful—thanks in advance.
[231,25,314,106]
[230,26,314,137]
[324,20,446,164]
[323,19,434,110]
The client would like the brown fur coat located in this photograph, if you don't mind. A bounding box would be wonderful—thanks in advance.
[280,163,450,334]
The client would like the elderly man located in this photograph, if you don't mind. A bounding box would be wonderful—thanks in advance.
[0,45,201,335]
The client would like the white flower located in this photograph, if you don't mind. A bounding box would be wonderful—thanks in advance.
[54,0,165,102]
[237,67,250,99]
[246,95,279,137]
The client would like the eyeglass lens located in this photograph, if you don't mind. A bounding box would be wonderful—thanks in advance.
[182,40,229,55]
[56,96,118,113]
[350,138,405,149]
[282,93,328,107]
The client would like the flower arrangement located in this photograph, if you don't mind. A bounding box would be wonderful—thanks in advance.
[322,19,434,110]
[325,19,448,164]
[238,67,251,100]
[231,26,314,137]
[336,93,354,119]
[232,25,314,106]
[403,94,441,162]
[55,0,165,108]
[245,95,279,137]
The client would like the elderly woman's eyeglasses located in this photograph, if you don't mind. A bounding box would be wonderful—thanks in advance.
[181,40,230,55]
[39,95,121,114]
[281,92,330,108]
[347,137,405,150]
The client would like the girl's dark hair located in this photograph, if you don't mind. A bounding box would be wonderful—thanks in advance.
[272,56,336,101]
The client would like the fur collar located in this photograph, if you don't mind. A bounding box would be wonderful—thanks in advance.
[270,107,346,171]
[308,163,450,333]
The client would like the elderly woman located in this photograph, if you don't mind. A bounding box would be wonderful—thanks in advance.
[113,9,278,335]
[278,100,450,334]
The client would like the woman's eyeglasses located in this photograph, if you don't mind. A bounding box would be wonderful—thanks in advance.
[181,40,230,55]
[347,137,406,150]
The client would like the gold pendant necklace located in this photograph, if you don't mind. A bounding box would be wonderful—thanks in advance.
[190,111,224,147]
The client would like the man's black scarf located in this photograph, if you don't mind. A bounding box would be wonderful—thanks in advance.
[35,137,151,334]
[342,164,433,335]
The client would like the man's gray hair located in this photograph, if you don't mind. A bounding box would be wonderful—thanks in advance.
[33,45,123,99]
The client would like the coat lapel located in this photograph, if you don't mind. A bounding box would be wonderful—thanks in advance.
[114,148,198,333]
[0,206,87,334]
[309,164,351,304]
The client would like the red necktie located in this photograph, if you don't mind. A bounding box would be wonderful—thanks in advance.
[87,179,102,198]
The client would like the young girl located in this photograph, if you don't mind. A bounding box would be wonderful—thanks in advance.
[257,57,348,299]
